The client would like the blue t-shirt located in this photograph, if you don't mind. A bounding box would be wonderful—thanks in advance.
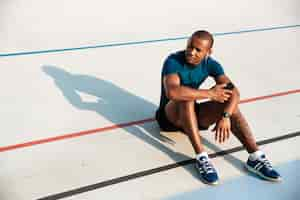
[158,50,225,110]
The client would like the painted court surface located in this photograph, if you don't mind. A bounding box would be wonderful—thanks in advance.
[0,1,299,199]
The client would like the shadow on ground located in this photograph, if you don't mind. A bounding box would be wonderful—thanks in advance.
[42,65,245,180]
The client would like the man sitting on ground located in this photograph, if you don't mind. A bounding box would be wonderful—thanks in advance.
[156,30,281,185]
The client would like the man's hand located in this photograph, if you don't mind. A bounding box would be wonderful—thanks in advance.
[208,83,233,103]
[212,118,231,143]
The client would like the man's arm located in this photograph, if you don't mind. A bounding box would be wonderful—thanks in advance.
[163,74,210,101]
[211,74,240,143]
[164,73,232,102]
[215,75,240,115]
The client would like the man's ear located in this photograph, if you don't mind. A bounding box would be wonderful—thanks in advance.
[186,37,192,47]
[206,48,212,58]
[208,48,213,55]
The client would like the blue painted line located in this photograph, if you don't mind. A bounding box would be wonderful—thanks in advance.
[1,24,299,57]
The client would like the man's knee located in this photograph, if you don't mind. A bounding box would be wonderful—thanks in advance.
[179,101,195,110]
[178,101,197,124]
[231,105,241,116]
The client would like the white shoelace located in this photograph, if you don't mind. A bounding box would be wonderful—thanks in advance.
[259,157,273,170]
[199,159,215,173]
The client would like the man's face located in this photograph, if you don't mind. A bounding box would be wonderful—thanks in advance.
[185,36,211,66]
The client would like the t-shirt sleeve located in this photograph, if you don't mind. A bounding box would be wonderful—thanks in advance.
[207,57,225,78]
[162,56,181,76]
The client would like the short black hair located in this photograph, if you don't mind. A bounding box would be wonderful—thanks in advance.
[191,30,214,48]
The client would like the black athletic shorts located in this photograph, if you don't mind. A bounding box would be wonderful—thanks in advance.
[155,103,208,132]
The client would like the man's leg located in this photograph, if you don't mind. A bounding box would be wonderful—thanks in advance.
[165,100,219,185]
[165,100,205,154]
[196,101,258,153]
[196,101,281,182]
[165,100,259,153]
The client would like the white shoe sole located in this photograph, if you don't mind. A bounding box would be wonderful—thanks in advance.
[245,163,282,182]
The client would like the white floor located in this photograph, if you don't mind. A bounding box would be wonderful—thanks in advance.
[1,1,300,199]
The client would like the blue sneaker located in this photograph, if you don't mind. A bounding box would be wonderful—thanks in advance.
[245,154,282,182]
[195,155,219,185]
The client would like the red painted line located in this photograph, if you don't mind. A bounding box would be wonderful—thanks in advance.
[1,89,300,153]
[240,89,300,104]
[0,118,155,153]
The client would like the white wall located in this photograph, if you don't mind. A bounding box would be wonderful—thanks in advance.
[1,0,299,52]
